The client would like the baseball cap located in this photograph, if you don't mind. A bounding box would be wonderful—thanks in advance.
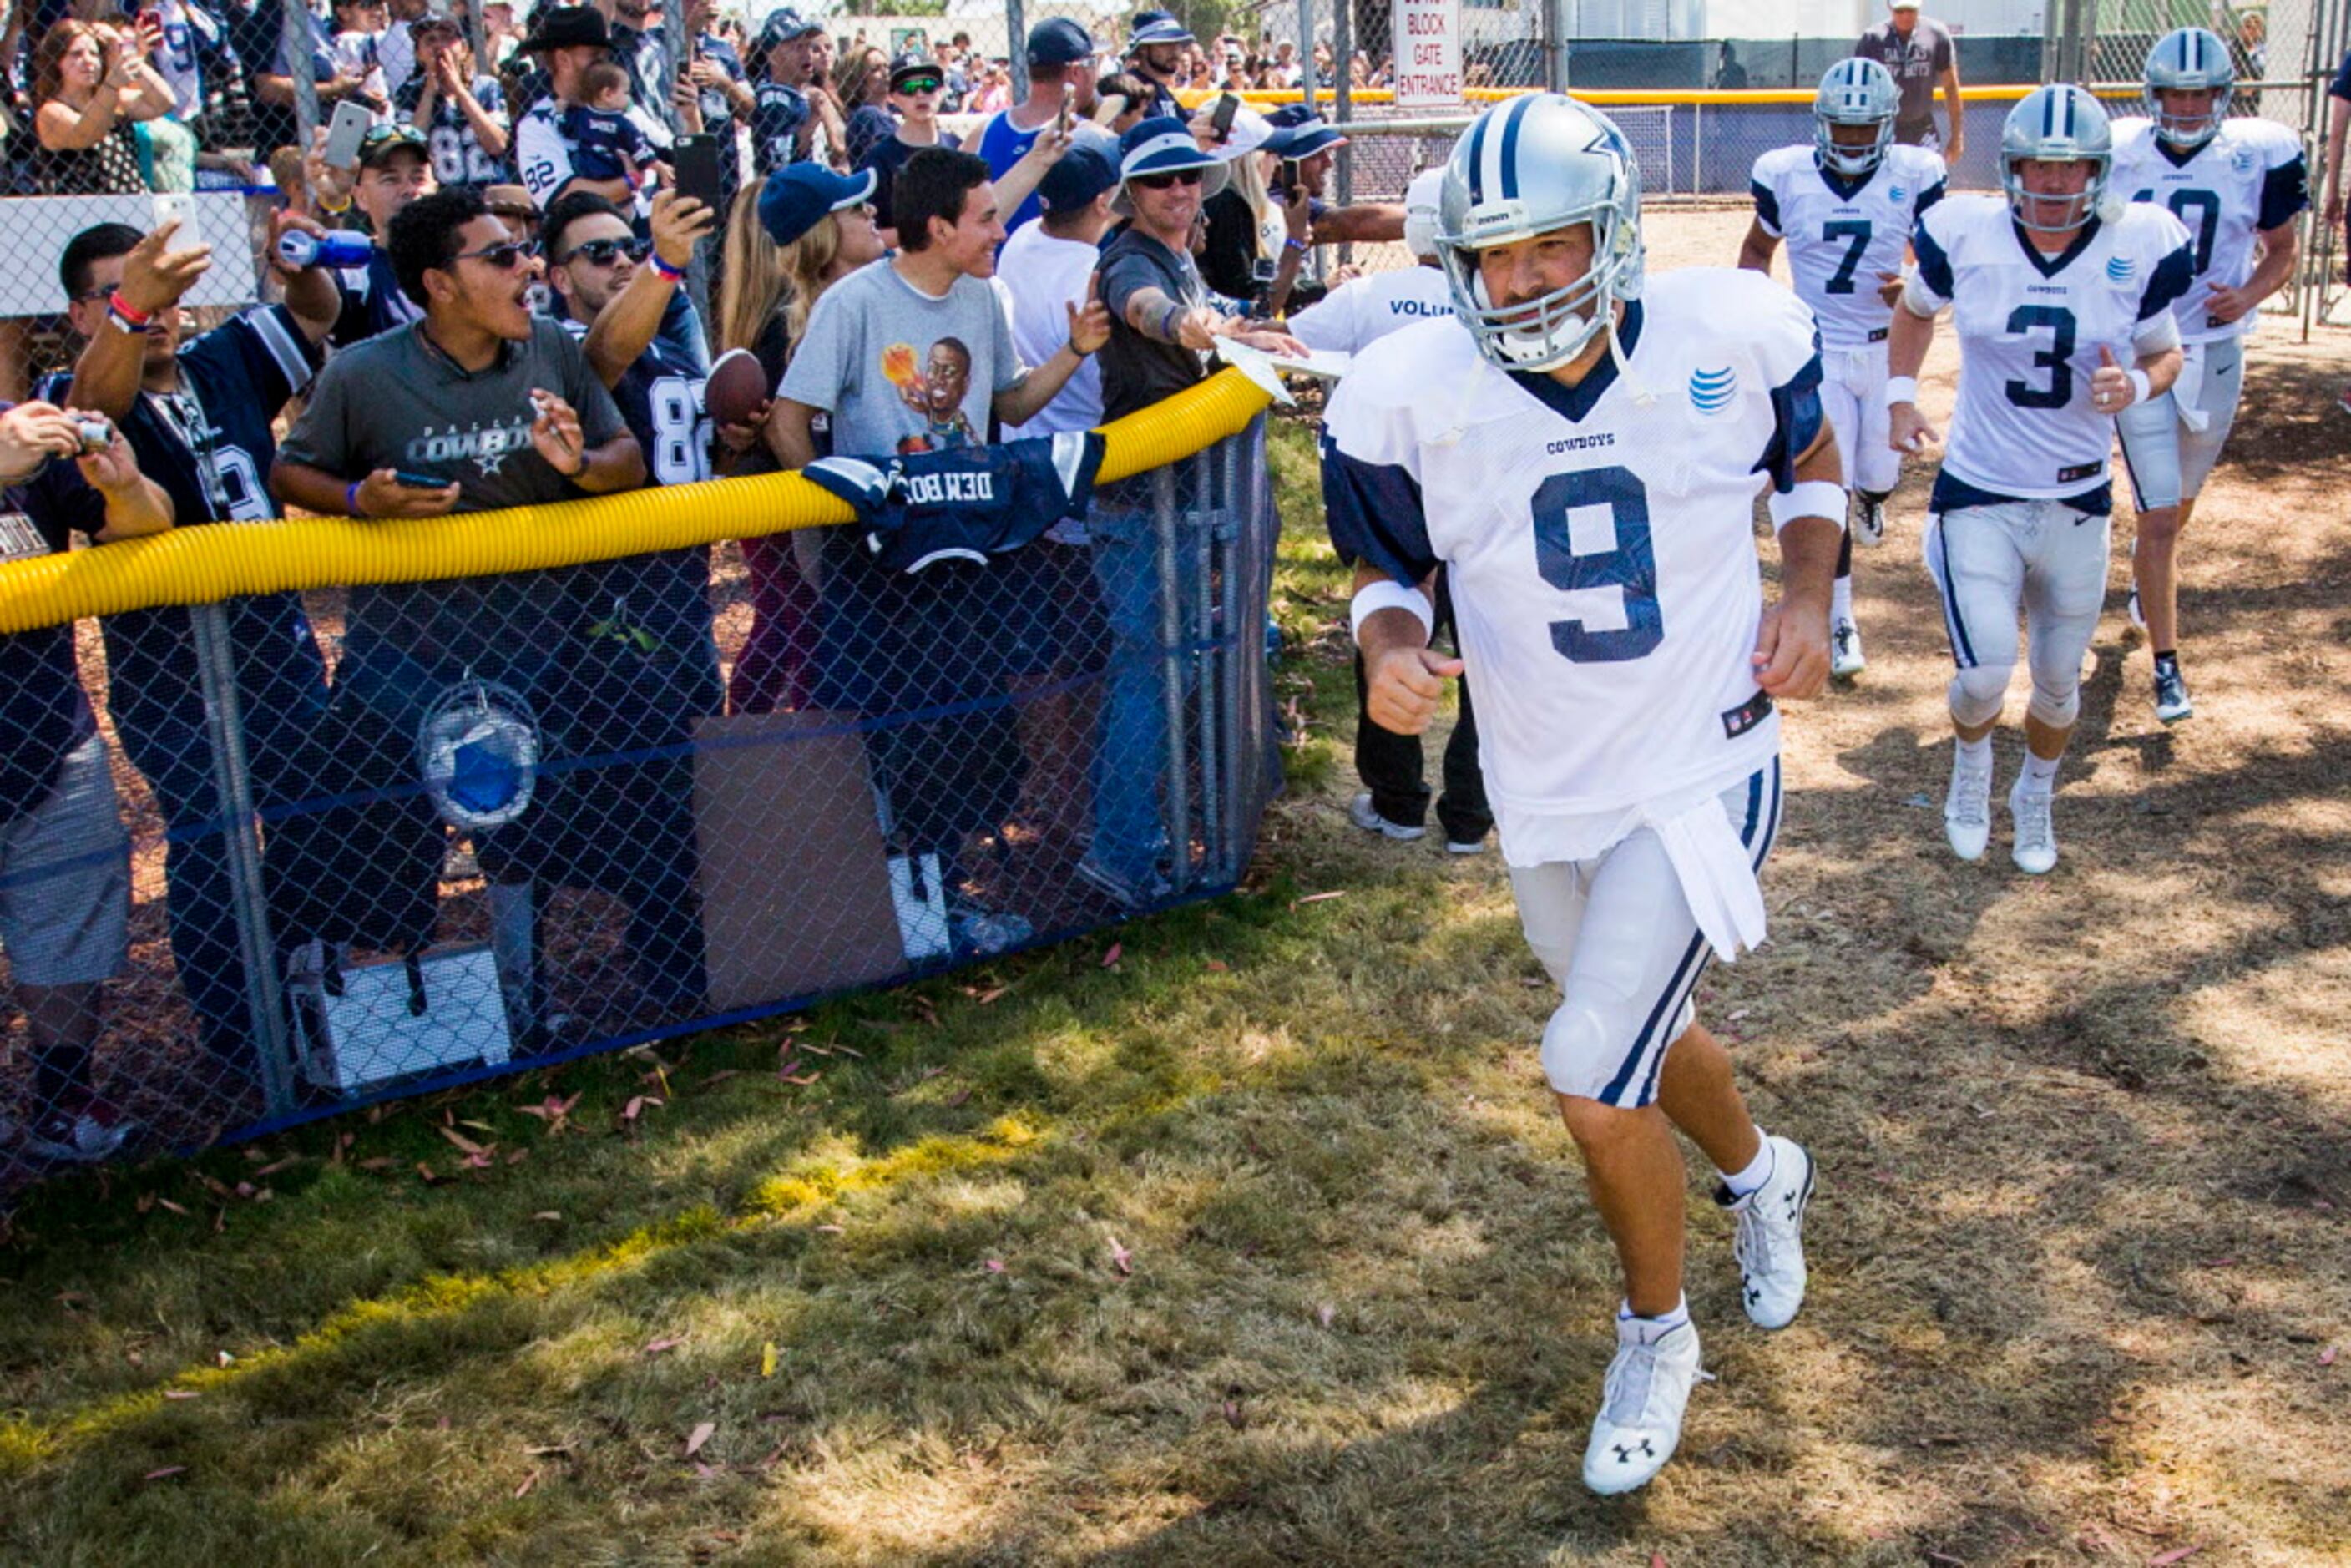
[1888,1,1921,8]
[756,6,822,49]
[1128,9,1192,48]
[1403,167,1443,258]
[887,50,942,91]
[357,122,431,168]
[1027,16,1096,68]
[1267,107,1347,160]
[757,163,876,248]
[1038,129,1120,210]
[519,5,611,52]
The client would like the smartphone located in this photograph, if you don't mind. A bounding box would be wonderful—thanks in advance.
[392,470,449,491]
[670,134,725,211]
[1054,80,1074,137]
[150,190,195,238]
[1209,91,1239,143]
[1280,158,1303,190]
[322,99,373,171]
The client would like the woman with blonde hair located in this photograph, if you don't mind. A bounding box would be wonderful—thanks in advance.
[832,43,895,165]
[33,17,172,194]
[719,166,887,714]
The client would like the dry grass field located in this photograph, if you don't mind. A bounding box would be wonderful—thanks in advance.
[0,207,2345,1566]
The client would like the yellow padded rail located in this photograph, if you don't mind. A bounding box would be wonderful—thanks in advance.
[0,367,1276,637]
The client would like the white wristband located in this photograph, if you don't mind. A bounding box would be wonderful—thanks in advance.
[1768,479,1848,533]
[2126,368,2152,407]
[1884,375,1919,407]
[1350,578,1434,645]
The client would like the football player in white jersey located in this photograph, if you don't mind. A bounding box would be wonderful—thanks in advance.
[1322,94,1843,1497]
[1742,57,1949,679]
[1891,84,2192,873]
[2110,28,2308,722]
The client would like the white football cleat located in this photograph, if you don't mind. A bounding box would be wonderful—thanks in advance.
[1581,1316,1702,1496]
[2009,782,2059,875]
[1853,493,1887,548]
[1944,746,1993,862]
[1719,1136,1814,1330]
[1830,617,1866,679]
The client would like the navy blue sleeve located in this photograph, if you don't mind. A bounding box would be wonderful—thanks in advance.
[2332,48,2351,101]
[2258,155,2309,232]
[1752,341,1826,495]
[18,452,109,543]
[1914,178,1948,217]
[2139,241,2197,320]
[1320,433,1437,584]
[1749,178,1781,233]
[1910,215,1955,301]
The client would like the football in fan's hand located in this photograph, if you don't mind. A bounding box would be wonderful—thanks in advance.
[705,348,770,428]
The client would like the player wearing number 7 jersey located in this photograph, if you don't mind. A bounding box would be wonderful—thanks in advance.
[1742,57,1948,679]
[2110,28,2308,723]
[1891,83,2192,874]
[1322,93,1845,1498]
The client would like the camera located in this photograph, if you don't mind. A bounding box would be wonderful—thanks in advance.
[77,419,112,455]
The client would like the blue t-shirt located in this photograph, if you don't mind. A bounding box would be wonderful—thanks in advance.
[0,438,101,823]
[331,244,426,349]
[749,79,810,176]
[2331,48,2351,102]
[973,110,1049,235]
[396,71,513,189]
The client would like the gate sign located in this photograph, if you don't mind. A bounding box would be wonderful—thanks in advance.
[1394,0,1462,110]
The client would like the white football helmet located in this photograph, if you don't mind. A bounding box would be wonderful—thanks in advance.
[1814,58,1898,178]
[1436,93,1646,374]
[2143,27,2233,149]
[2000,84,2113,235]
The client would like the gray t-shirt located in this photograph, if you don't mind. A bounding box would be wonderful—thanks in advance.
[279,316,632,713]
[1096,225,1209,426]
[1854,17,1954,137]
[777,258,1024,458]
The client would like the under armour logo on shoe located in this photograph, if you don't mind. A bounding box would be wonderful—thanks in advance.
[1613,1439,1656,1462]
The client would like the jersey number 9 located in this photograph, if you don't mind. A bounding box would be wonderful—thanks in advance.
[1533,466,1662,664]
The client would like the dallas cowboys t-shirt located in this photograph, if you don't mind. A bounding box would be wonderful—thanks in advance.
[279,316,629,711]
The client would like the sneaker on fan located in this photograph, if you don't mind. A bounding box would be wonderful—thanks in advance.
[2009,781,2059,875]
[1716,1135,1814,1330]
[1853,493,1888,548]
[1830,617,1866,679]
[2153,662,2193,725]
[1581,1315,1702,1495]
[1347,792,1425,842]
[23,1101,129,1164]
[1944,746,1993,862]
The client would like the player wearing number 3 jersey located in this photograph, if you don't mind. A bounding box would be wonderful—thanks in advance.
[1743,57,1948,678]
[1322,94,1845,1497]
[1891,84,2192,874]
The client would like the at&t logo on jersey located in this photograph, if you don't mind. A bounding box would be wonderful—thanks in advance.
[2105,255,2136,283]
[1889,185,1908,203]
[1689,367,1737,415]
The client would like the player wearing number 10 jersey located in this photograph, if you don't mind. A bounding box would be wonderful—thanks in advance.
[2109,27,2308,722]
[1322,93,1845,1497]
[1743,56,1949,678]
[1891,84,2192,874]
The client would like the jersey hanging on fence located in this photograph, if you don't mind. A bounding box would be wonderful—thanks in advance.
[1910,195,2195,502]
[2107,116,2308,344]
[803,431,1105,574]
[1320,268,1820,849]
[1750,142,1947,347]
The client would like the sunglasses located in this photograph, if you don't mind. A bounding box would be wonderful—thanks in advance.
[560,236,651,266]
[1133,169,1204,190]
[894,76,942,94]
[451,240,538,270]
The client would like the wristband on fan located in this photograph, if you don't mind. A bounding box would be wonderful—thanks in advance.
[648,252,685,282]
[106,291,153,333]
[1884,375,1919,407]
[1767,479,1848,533]
[345,479,362,516]
[1155,302,1186,344]
[1349,578,1434,645]
[2126,368,2151,407]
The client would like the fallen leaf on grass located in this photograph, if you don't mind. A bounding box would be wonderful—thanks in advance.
[685,1422,715,1458]
[142,1466,187,1483]
[619,1095,664,1125]
[2319,1345,2338,1367]
[162,1389,199,1400]
[643,1337,686,1356]
[523,1444,571,1457]
[1102,943,1122,968]
[781,1072,822,1087]
[698,1070,741,1089]
[415,1163,441,1185]
[1204,959,1229,972]
[357,1158,397,1172]
[983,1258,1006,1274]
[437,1125,486,1156]
[813,1223,844,1235]
[1108,1239,1132,1277]
[251,1156,301,1178]
[2149,1548,2202,1566]
[1652,1555,1669,1568]
[155,1197,190,1216]
[513,1469,538,1499]
[976,986,1009,1004]
[761,1343,778,1378]
[1290,891,1346,909]
[1222,1394,1246,1430]
[530,1211,562,1222]
[1316,1304,1335,1328]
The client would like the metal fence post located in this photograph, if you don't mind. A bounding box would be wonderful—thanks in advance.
[1544,0,1568,93]
[1299,0,1317,109]
[1153,461,1191,896]
[1334,0,1352,221]
[1192,445,1221,882]
[190,603,297,1118]
[1007,0,1029,104]
[280,0,322,149]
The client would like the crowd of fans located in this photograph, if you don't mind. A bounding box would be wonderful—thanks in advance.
[0,5,1403,1166]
